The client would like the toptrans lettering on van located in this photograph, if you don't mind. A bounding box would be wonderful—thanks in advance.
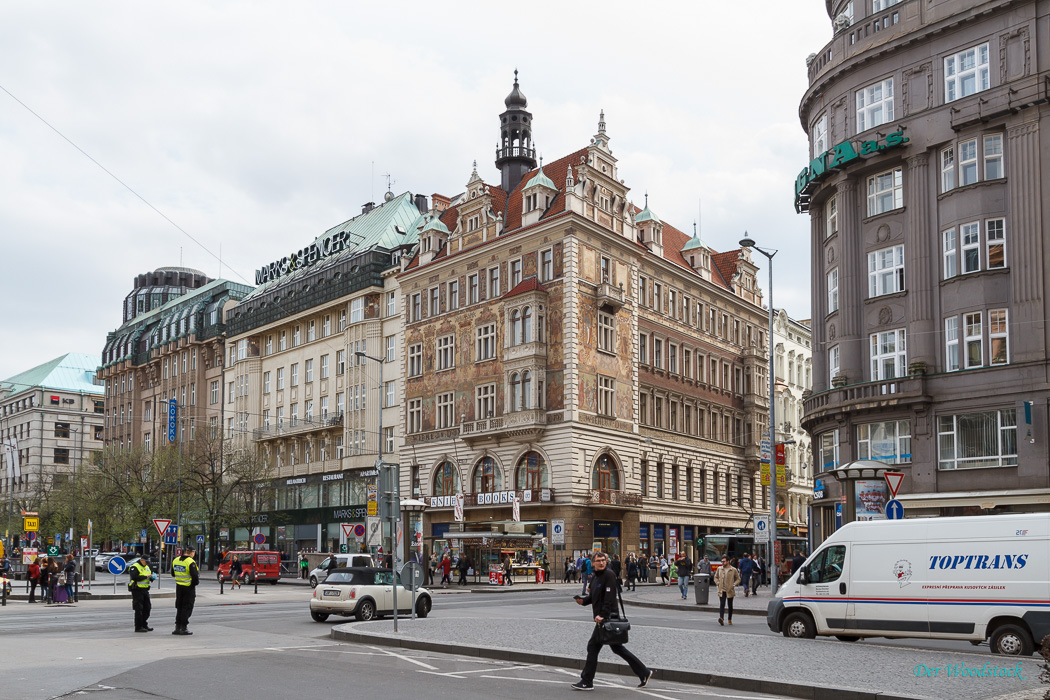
[928,554,1029,570]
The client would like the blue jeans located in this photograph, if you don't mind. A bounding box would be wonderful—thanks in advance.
[678,575,689,598]
[581,573,591,595]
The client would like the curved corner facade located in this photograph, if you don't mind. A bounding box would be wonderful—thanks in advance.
[799,0,1050,543]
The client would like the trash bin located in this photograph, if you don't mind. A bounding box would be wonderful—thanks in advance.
[693,573,710,605]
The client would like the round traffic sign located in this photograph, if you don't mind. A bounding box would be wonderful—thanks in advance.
[353,524,365,538]
[401,562,424,591]
[108,556,127,575]
[253,533,266,545]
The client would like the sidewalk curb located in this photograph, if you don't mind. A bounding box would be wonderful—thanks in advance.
[330,626,923,700]
[624,599,767,617]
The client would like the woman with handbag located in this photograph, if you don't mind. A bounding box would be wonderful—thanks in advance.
[571,552,653,691]
[27,557,41,603]
[63,554,77,604]
[715,555,741,626]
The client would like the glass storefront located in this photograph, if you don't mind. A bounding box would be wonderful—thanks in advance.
[592,520,621,557]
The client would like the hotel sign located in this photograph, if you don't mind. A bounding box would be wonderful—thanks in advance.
[255,230,355,284]
[794,129,909,212]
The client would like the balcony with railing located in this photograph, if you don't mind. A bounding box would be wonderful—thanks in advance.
[590,489,643,508]
[253,413,344,441]
[596,280,625,311]
[803,374,929,427]
[461,409,548,443]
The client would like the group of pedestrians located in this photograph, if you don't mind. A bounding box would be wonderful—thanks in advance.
[25,554,78,604]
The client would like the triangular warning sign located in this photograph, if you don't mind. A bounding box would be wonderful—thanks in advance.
[884,472,905,498]
[341,523,355,538]
[152,518,172,537]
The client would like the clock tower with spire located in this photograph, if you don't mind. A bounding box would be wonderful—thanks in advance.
[494,70,537,194]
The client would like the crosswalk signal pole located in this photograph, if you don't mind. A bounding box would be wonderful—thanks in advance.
[379,460,400,633]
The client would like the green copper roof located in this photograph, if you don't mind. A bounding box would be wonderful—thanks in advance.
[524,166,556,192]
[634,203,660,224]
[681,234,707,252]
[1,353,103,396]
[420,212,450,235]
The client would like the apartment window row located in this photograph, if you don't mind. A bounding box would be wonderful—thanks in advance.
[945,308,1008,371]
[636,278,755,347]
[943,218,1006,279]
[639,391,746,444]
[640,333,750,394]
[941,133,1003,192]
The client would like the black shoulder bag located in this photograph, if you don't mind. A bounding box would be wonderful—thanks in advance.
[597,579,631,645]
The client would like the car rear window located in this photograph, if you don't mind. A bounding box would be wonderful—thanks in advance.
[256,554,278,565]
[326,572,358,584]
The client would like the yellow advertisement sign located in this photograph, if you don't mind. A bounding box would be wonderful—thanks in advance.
[760,464,787,487]
[23,517,39,532]
[367,502,378,517]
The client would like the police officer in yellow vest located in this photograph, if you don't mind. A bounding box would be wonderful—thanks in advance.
[172,546,200,635]
[128,554,157,632]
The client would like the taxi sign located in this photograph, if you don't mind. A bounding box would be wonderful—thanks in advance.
[23,516,39,532]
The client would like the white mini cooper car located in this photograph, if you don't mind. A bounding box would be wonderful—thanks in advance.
[309,567,432,622]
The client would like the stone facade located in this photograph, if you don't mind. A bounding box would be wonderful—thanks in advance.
[772,310,813,534]
[799,0,1050,543]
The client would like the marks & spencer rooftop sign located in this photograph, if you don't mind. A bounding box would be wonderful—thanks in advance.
[256,230,354,285]
[794,128,909,212]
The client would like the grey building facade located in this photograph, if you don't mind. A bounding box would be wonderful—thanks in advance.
[798,0,1050,543]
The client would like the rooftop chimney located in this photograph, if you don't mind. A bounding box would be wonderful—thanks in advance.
[414,194,428,214]
[362,202,375,215]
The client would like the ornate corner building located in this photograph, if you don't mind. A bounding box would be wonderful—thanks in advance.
[799,0,1050,543]
[400,77,775,563]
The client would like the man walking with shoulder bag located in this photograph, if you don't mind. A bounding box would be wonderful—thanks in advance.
[571,552,653,691]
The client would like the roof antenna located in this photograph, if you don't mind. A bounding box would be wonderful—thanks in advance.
[218,242,222,279]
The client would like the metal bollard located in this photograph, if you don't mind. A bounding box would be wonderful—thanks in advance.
[220,575,224,595]
[253,572,258,595]
[2,577,7,606]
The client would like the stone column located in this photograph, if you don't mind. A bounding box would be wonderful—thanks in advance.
[810,203,827,392]
[905,152,934,367]
[835,180,863,383]
[1007,121,1045,362]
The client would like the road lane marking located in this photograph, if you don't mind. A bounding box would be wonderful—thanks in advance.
[369,645,439,670]
[420,664,541,677]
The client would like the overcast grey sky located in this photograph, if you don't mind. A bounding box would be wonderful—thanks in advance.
[0,1,832,381]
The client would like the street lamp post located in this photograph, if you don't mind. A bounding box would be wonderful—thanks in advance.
[68,426,80,554]
[356,350,399,631]
[739,233,780,594]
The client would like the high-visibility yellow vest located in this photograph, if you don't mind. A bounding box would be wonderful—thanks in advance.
[172,556,194,587]
[130,560,152,588]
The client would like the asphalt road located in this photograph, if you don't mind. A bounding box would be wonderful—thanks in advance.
[0,581,791,700]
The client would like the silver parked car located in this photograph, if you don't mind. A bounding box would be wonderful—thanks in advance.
[309,554,374,588]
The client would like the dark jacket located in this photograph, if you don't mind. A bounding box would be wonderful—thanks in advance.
[677,556,693,576]
[609,558,622,579]
[581,568,619,620]
[791,555,806,573]
[739,557,754,576]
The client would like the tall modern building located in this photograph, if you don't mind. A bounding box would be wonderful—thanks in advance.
[798,0,1050,542]
[400,78,773,567]
[0,354,105,520]
[98,268,252,452]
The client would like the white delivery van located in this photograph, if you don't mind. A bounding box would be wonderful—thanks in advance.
[767,513,1050,655]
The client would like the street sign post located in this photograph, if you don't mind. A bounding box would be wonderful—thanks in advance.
[353,524,365,538]
[164,524,178,546]
[23,516,38,532]
[253,533,266,546]
[755,516,770,544]
[366,516,381,547]
[152,519,172,537]
[885,499,905,520]
[551,519,565,545]
[402,561,424,620]
[341,523,355,539]
[196,535,205,544]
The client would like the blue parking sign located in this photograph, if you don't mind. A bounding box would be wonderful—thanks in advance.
[168,401,178,443]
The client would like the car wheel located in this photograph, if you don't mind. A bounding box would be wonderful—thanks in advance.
[310,611,330,622]
[355,599,376,622]
[990,623,1034,656]
[415,596,431,619]
[782,612,816,639]
[271,580,278,586]
[310,576,318,588]
[834,635,860,642]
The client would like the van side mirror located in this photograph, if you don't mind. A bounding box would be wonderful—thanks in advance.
[798,568,809,585]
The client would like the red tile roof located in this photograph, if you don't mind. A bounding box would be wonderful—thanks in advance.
[502,148,588,231]
[711,250,740,290]
[502,276,546,299]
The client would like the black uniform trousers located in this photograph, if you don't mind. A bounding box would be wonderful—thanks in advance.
[132,588,151,629]
[581,623,647,685]
[175,585,196,628]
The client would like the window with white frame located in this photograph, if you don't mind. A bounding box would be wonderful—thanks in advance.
[638,276,647,306]
[961,221,980,273]
[945,316,960,371]
[812,113,827,158]
[829,345,840,384]
[476,323,496,360]
[984,134,1003,179]
[870,329,906,380]
[964,312,984,369]
[408,343,422,376]
[305,359,314,383]
[959,139,978,186]
[279,331,287,351]
[826,195,838,237]
[293,326,301,346]
[540,249,553,281]
[339,310,347,331]
[941,146,955,192]
[511,259,523,287]
[386,291,396,317]
[211,380,220,403]
[385,335,396,363]
[987,218,1006,269]
[308,320,316,342]
[873,0,901,10]
[990,309,1009,365]
[436,335,454,370]
[819,429,840,471]
[408,399,422,434]
[868,245,905,297]
[322,315,331,338]
[429,287,440,316]
[945,43,989,102]
[857,419,911,463]
[638,333,648,364]
[385,380,396,408]
[321,396,328,419]
[943,229,957,279]
[827,268,839,312]
[410,293,421,322]
[468,274,479,304]
[598,311,615,353]
[336,350,345,375]
[867,168,902,216]
[476,383,496,419]
[653,283,662,312]
[938,408,1016,469]
[488,267,500,298]
[857,78,894,133]
[290,363,299,387]
[508,371,532,412]
[276,367,285,390]
[448,280,459,310]
[598,375,615,416]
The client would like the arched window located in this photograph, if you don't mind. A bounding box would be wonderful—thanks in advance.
[521,371,531,410]
[592,453,620,491]
[473,456,502,492]
[510,372,521,412]
[510,310,522,346]
[522,306,532,343]
[516,451,548,490]
[433,461,460,497]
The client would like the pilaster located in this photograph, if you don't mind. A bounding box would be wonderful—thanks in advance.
[905,152,934,365]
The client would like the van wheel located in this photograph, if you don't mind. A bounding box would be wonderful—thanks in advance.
[835,635,860,642]
[782,612,816,639]
[310,611,329,622]
[310,576,318,588]
[990,624,1034,656]
[355,600,376,622]
[270,581,278,586]
[415,596,431,619]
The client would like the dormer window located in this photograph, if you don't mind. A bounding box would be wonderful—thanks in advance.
[468,215,480,232]
[422,237,432,253]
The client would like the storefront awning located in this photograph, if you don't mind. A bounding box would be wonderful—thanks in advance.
[896,488,1050,510]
